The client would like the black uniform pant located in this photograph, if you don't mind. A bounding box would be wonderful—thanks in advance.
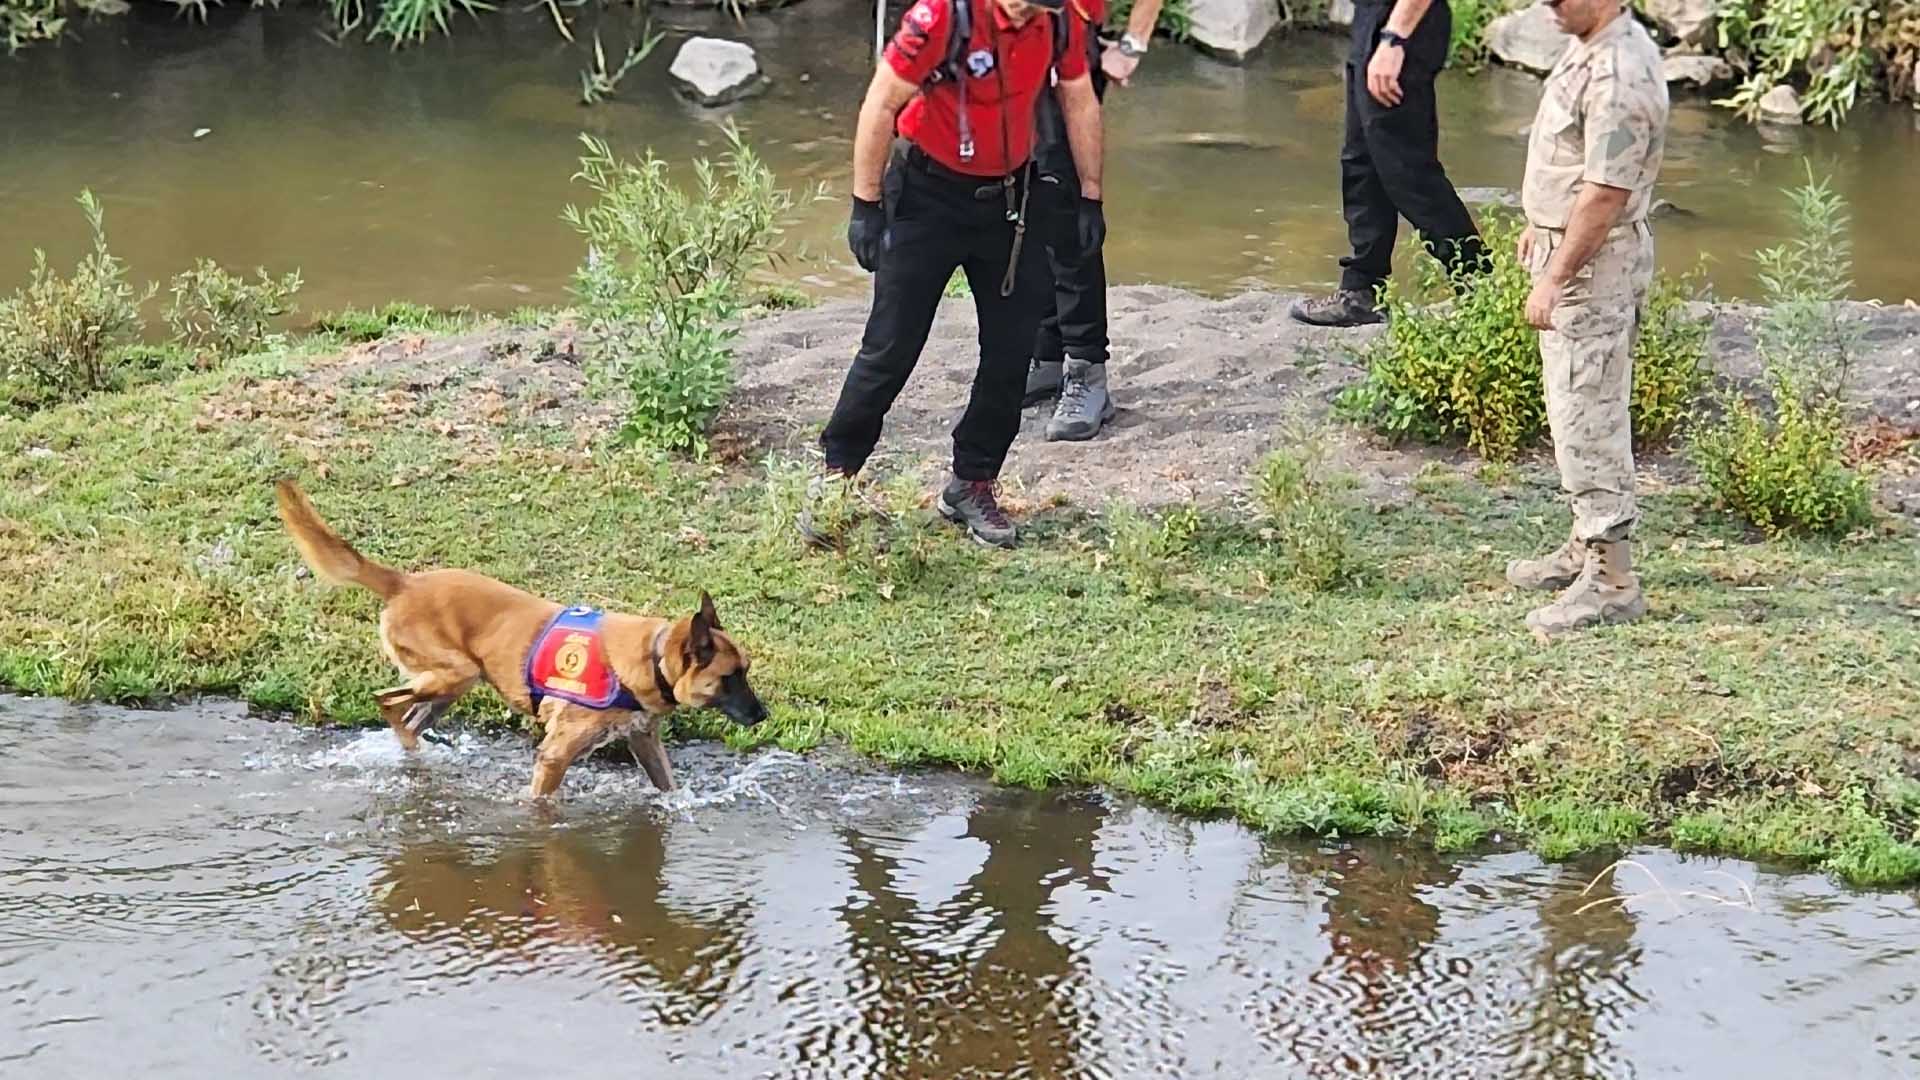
[821,147,1051,482]
[1031,32,1110,365]
[1339,0,1487,294]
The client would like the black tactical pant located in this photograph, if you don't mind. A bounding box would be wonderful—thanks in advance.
[1340,0,1487,294]
[821,146,1051,482]
[1030,34,1110,365]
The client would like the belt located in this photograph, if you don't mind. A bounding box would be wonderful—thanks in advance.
[906,145,1016,201]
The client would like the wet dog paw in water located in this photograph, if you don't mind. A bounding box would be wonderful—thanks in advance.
[273,477,769,800]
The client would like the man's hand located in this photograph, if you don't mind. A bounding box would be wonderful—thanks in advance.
[1076,196,1106,256]
[1525,277,1563,331]
[1516,225,1536,266]
[1366,43,1406,107]
[1100,45,1140,85]
[847,197,887,273]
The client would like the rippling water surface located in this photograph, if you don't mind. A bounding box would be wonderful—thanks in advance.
[2,694,1916,1077]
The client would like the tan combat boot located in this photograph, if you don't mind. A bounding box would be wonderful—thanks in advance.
[1525,539,1648,641]
[1505,528,1586,591]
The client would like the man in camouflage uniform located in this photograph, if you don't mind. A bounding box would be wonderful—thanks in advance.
[1506,0,1668,640]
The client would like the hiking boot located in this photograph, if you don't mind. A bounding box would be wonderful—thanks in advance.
[1505,528,1586,591]
[936,476,1018,548]
[1288,289,1385,328]
[1045,358,1115,442]
[1526,539,1647,640]
[1024,358,1063,407]
[795,468,861,550]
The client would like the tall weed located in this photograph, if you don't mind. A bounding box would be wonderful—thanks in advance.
[0,190,156,406]
[1254,424,1360,592]
[1690,164,1873,537]
[563,126,804,454]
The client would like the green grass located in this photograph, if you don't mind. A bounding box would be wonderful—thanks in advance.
[3,322,1918,885]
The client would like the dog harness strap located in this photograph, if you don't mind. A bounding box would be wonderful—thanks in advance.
[525,606,646,713]
[650,625,678,708]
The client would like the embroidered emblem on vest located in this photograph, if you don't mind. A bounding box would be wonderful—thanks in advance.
[526,606,644,712]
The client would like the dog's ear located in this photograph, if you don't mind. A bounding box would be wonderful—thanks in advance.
[698,589,723,631]
[688,594,718,666]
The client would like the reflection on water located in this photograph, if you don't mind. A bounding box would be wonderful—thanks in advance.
[4,0,1919,313]
[2,694,1918,1077]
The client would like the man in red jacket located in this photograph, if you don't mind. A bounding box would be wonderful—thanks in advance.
[805,0,1105,549]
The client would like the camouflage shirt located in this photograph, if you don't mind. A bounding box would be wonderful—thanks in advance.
[1522,13,1668,230]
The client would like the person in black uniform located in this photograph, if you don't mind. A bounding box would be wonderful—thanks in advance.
[801,0,1106,549]
[1021,0,1162,442]
[1290,0,1489,328]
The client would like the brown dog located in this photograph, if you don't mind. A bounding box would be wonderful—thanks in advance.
[273,478,767,798]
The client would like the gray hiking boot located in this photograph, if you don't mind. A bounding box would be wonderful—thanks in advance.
[936,476,1018,548]
[1526,540,1648,641]
[1045,358,1115,442]
[1505,528,1586,591]
[1024,358,1063,407]
[1289,288,1385,328]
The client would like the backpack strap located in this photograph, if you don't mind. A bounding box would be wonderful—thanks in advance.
[926,0,973,84]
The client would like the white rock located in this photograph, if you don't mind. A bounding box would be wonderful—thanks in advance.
[1487,6,1569,76]
[1188,0,1280,62]
[1642,0,1714,45]
[1662,53,1733,88]
[668,37,766,106]
[1758,84,1803,125]
[1326,0,1354,29]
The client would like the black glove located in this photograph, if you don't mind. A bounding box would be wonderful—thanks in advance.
[848,196,887,273]
[1076,196,1106,258]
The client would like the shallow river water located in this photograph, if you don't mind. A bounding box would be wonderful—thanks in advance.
[3,694,1916,1077]
[4,1,1920,313]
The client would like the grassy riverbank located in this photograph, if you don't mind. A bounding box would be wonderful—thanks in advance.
[3,310,1918,885]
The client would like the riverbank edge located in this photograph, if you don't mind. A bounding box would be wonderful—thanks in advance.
[3,294,1920,883]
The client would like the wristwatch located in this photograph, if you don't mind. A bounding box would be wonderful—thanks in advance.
[1117,32,1148,57]
[1377,28,1409,48]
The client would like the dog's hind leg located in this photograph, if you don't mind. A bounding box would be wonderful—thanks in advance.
[629,723,675,793]
[379,670,478,751]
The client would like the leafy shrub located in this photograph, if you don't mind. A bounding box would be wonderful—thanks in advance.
[165,258,303,358]
[0,190,156,404]
[1630,263,1712,442]
[1338,213,1710,461]
[1716,0,1895,126]
[1254,425,1360,592]
[563,126,800,455]
[1447,0,1503,70]
[1690,165,1873,537]
[3,0,63,52]
[1109,0,1192,40]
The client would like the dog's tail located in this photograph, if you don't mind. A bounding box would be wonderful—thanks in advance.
[274,478,406,600]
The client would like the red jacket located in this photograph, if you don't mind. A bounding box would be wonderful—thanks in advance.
[887,0,1094,177]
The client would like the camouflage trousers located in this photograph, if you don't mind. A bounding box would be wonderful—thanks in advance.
[1529,222,1654,543]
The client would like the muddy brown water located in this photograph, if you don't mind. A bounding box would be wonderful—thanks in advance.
[3,693,1917,1076]
[4,1,1920,317]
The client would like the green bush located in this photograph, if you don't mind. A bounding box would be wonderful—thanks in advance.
[563,127,798,455]
[1715,0,1894,127]
[3,0,62,52]
[0,190,156,405]
[1630,263,1712,442]
[1338,214,1710,462]
[1447,0,1503,70]
[1254,426,1360,591]
[1689,165,1873,537]
[165,258,303,359]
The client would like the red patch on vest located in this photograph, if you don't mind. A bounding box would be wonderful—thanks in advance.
[528,622,619,707]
